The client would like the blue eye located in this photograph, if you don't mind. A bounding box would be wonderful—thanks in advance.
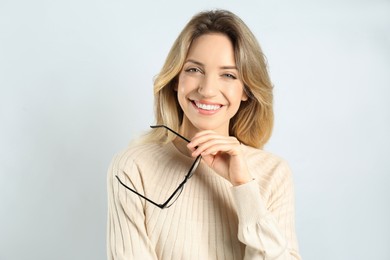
[223,73,237,79]
[185,67,202,73]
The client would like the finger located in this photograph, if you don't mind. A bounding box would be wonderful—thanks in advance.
[197,153,215,167]
[189,136,233,154]
[187,132,219,148]
[200,142,241,156]
[191,138,240,157]
[189,133,236,149]
[192,130,217,139]
[190,135,228,150]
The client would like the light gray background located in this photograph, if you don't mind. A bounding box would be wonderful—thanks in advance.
[1,0,389,259]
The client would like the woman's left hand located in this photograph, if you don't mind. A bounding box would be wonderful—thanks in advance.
[187,130,252,186]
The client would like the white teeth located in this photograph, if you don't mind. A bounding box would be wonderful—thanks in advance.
[194,101,221,111]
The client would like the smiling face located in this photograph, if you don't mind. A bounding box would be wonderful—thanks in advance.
[176,33,247,138]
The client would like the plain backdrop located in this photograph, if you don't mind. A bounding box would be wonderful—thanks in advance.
[1,0,389,259]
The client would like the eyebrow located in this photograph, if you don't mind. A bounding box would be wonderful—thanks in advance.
[185,59,238,70]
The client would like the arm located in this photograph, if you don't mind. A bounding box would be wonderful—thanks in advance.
[188,131,300,259]
[231,162,300,260]
[107,154,158,260]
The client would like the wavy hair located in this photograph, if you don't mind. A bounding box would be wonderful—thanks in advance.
[141,9,274,148]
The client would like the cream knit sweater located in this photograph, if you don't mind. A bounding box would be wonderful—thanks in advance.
[107,141,300,259]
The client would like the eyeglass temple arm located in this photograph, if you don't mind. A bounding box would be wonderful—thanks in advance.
[115,175,164,209]
[116,174,191,209]
[161,156,200,208]
[150,125,191,143]
[161,181,186,208]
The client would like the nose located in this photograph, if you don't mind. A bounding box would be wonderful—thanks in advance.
[198,74,218,98]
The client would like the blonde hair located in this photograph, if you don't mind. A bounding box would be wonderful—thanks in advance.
[142,9,274,148]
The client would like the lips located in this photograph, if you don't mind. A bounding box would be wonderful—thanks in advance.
[193,100,222,111]
[187,99,223,116]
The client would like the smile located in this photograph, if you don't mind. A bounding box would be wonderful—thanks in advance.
[193,100,222,111]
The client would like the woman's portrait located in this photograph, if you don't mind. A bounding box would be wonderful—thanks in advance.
[0,1,389,260]
[107,9,300,259]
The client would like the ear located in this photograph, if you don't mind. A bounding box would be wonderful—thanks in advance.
[241,92,248,101]
[241,86,249,101]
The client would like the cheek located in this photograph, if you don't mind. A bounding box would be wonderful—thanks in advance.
[177,75,197,95]
[177,80,190,103]
[226,86,245,104]
[177,83,186,98]
[176,75,185,95]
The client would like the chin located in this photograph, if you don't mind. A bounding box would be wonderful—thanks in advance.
[191,120,227,133]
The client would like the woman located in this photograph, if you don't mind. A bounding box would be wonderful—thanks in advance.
[107,9,300,259]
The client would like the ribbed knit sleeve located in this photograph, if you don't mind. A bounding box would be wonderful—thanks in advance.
[231,160,300,259]
[107,153,158,260]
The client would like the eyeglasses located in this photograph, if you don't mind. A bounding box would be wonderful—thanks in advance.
[115,125,202,209]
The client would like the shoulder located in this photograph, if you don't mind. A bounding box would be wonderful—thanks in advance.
[241,144,293,181]
[242,144,289,167]
[109,142,168,171]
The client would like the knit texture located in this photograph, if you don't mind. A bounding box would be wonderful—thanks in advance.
[107,142,300,259]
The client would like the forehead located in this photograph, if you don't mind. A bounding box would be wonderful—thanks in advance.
[186,33,236,66]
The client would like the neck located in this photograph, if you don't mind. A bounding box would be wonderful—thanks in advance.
[173,119,199,157]
[172,137,192,157]
[179,116,229,140]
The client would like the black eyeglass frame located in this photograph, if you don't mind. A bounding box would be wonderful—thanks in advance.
[115,125,201,209]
